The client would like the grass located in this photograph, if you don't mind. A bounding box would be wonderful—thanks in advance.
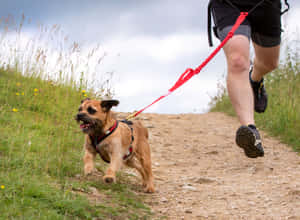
[210,50,300,153]
[0,69,152,219]
[0,14,114,97]
[0,15,153,219]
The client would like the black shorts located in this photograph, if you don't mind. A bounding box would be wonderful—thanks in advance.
[211,0,282,47]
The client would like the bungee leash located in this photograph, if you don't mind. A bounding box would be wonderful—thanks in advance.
[126,12,248,121]
[126,0,290,121]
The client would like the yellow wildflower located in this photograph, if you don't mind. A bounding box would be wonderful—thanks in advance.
[21,92,25,96]
[16,92,20,96]
[0,185,4,189]
[81,90,86,94]
[12,108,18,112]
[83,93,87,97]
[34,88,39,92]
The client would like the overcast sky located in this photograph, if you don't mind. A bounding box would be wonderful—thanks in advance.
[1,0,299,114]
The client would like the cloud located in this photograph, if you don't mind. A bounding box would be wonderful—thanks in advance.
[284,6,300,39]
[102,30,224,114]
[102,31,207,63]
[2,0,300,114]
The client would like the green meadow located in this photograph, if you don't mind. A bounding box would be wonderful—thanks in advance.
[0,69,152,220]
[0,16,152,219]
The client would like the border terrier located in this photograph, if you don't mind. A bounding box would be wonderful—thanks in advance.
[75,98,155,193]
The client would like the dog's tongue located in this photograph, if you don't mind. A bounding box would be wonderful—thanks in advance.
[80,123,92,129]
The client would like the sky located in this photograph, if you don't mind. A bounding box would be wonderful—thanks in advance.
[1,0,299,114]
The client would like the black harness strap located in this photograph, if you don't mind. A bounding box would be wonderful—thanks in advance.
[89,120,119,163]
[281,0,290,15]
[89,119,134,163]
[207,0,213,47]
[93,120,119,145]
[120,119,135,161]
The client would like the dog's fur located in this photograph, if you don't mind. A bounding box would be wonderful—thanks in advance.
[75,98,154,193]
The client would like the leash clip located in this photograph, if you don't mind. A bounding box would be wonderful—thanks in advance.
[126,111,138,121]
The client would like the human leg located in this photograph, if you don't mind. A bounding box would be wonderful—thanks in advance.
[210,0,265,157]
[222,35,264,158]
[249,43,281,113]
[223,35,253,126]
[252,43,280,82]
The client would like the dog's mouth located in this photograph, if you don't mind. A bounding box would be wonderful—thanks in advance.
[80,121,93,131]
[77,117,95,133]
[76,113,102,133]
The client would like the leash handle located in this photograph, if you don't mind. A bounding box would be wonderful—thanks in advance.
[126,12,248,120]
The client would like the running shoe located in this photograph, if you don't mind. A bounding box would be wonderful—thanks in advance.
[236,124,264,158]
[249,68,268,113]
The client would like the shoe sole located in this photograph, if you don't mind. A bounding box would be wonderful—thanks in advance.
[236,126,264,158]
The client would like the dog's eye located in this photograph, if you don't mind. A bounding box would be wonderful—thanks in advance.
[87,107,96,114]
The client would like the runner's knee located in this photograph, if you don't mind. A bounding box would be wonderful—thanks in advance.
[264,60,279,72]
[227,54,249,74]
[256,58,279,73]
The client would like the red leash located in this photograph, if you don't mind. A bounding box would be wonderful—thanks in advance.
[127,12,248,120]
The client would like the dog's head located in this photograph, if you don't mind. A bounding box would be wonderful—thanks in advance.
[75,98,119,134]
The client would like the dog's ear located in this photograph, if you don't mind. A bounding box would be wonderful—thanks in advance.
[101,99,119,112]
[81,98,90,104]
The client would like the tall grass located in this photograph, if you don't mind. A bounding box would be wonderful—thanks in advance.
[0,14,114,98]
[210,44,300,153]
[0,15,151,219]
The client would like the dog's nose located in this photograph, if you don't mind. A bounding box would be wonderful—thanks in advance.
[76,113,85,121]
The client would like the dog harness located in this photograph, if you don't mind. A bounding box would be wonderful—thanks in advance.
[89,120,134,163]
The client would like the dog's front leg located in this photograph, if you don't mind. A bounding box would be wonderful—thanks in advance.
[83,144,97,176]
[103,140,123,183]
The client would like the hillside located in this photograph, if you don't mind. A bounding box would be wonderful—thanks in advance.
[0,69,151,219]
[1,69,299,219]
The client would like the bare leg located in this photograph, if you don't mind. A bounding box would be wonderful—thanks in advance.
[223,35,253,125]
[252,43,280,81]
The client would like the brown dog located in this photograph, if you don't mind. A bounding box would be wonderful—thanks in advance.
[75,98,155,193]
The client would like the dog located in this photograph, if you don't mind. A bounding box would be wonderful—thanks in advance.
[75,98,155,193]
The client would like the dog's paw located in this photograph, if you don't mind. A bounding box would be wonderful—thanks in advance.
[84,165,95,176]
[84,170,95,176]
[144,185,155,193]
[144,182,155,193]
[103,175,116,184]
[84,167,101,177]
[84,171,93,177]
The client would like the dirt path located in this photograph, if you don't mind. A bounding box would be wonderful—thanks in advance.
[131,112,300,219]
